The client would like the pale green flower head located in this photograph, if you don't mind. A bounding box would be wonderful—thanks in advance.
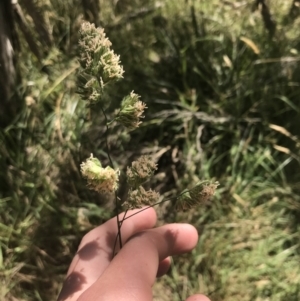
[116,91,147,130]
[174,181,219,211]
[78,22,124,85]
[80,154,119,194]
[77,22,124,104]
[189,181,219,203]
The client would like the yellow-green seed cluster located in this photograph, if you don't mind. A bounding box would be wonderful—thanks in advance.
[80,154,119,194]
[116,91,147,130]
[77,22,124,104]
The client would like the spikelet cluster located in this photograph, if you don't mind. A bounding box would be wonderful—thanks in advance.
[80,154,119,194]
[174,181,219,211]
[116,91,147,130]
[122,156,159,209]
[126,155,157,188]
[123,187,160,209]
[77,22,124,104]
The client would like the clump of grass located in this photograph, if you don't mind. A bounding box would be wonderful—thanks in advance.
[144,1,300,300]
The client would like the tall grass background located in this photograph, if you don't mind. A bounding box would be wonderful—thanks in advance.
[0,0,300,300]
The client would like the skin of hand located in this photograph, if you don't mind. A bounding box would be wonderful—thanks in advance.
[57,207,211,301]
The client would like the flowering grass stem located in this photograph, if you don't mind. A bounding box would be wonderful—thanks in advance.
[100,106,123,250]
[77,22,218,257]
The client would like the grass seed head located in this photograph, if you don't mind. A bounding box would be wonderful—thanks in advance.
[77,22,124,104]
[116,91,147,130]
[174,181,219,211]
[80,154,119,194]
[123,186,160,209]
[126,155,157,188]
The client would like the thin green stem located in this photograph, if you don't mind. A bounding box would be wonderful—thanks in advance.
[100,107,123,250]
[107,119,115,126]
[112,209,128,257]
[170,257,183,301]
[100,107,114,168]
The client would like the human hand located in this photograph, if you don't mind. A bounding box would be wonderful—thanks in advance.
[57,208,210,301]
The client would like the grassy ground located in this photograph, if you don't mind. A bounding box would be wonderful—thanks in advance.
[1,0,300,300]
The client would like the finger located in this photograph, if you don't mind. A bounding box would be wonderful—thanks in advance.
[70,208,157,274]
[186,294,211,301]
[78,223,198,301]
[58,208,157,301]
[156,257,171,277]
